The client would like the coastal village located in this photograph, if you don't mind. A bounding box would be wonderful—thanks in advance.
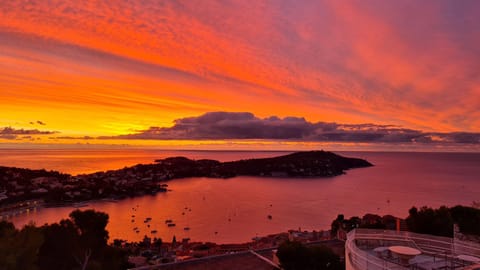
[114,212,400,268]
[122,228,340,268]
[0,164,168,212]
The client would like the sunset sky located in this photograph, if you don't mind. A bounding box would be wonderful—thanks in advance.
[1,0,479,150]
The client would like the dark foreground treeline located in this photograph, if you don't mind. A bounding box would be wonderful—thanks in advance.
[406,205,480,237]
[1,205,478,270]
[0,210,131,270]
[331,205,480,238]
[277,240,344,270]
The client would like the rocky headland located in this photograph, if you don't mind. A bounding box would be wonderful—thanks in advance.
[0,151,372,206]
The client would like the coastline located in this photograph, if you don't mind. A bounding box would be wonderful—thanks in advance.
[0,151,372,208]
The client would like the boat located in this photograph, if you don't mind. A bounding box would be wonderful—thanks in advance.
[167,223,176,227]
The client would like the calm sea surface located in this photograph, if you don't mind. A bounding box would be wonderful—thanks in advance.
[1,149,479,243]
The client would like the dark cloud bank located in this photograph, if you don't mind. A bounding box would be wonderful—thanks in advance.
[100,112,480,144]
[0,127,58,140]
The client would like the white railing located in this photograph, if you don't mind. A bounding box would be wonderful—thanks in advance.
[346,229,480,270]
[346,230,406,270]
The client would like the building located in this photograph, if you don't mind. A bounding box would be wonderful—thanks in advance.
[346,229,480,270]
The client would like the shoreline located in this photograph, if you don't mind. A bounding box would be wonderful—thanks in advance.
[0,151,372,207]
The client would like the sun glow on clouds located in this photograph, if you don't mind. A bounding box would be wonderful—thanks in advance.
[1,0,480,149]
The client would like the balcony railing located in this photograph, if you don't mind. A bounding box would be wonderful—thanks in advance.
[346,229,480,270]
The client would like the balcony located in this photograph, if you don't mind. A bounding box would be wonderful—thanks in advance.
[346,229,480,270]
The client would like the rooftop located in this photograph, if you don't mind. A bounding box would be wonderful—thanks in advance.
[346,229,480,270]
[129,249,279,270]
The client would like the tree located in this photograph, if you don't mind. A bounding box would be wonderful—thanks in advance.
[38,209,130,270]
[277,240,343,270]
[0,221,44,270]
[406,206,454,237]
[277,240,310,270]
[330,214,344,237]
[12,225,44,270]
[69,209,109,248]
[38,220,78,270]
[153,237,163,250]
[0,209,129,270]
[450,205,480,236]
[69,209,109,269]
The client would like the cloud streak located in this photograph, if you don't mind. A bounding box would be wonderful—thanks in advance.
[101,112,480,144]
[0,127,58,140]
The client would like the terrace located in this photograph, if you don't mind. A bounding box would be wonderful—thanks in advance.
[346,229,480,270]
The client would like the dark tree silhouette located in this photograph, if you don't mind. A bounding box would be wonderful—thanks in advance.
[277,240,343,270]
[406,205,480,237]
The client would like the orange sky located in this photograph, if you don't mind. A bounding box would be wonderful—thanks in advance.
[1,1,479,149]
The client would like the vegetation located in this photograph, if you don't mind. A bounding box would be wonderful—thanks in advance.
[0,209,131,270]
[330,213,398,238]
[277,240,343,270]
[331,205,480,239]
[406,205,480,237]
[0,221,43,270]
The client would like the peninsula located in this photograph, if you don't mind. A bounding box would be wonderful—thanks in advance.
[0,151,372,206]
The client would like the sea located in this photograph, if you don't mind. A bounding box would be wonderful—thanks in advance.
[1,149,479,244]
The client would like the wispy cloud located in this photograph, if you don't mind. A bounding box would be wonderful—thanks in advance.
[30,120,46,125]
[99,112,480,144]
[52,136,94,140]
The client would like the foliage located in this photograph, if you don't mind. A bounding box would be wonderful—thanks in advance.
[406,205,480,237]
[0,221,43,270]
[331,214,362,237]
[277,240,343,270]
[0,209,130,270]
[69,209,109,248]
[330,214,344,237]
[450,205,480,236]
[38,219,78,270]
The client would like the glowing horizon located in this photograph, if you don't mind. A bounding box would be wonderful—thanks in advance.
[1,1,480,150]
